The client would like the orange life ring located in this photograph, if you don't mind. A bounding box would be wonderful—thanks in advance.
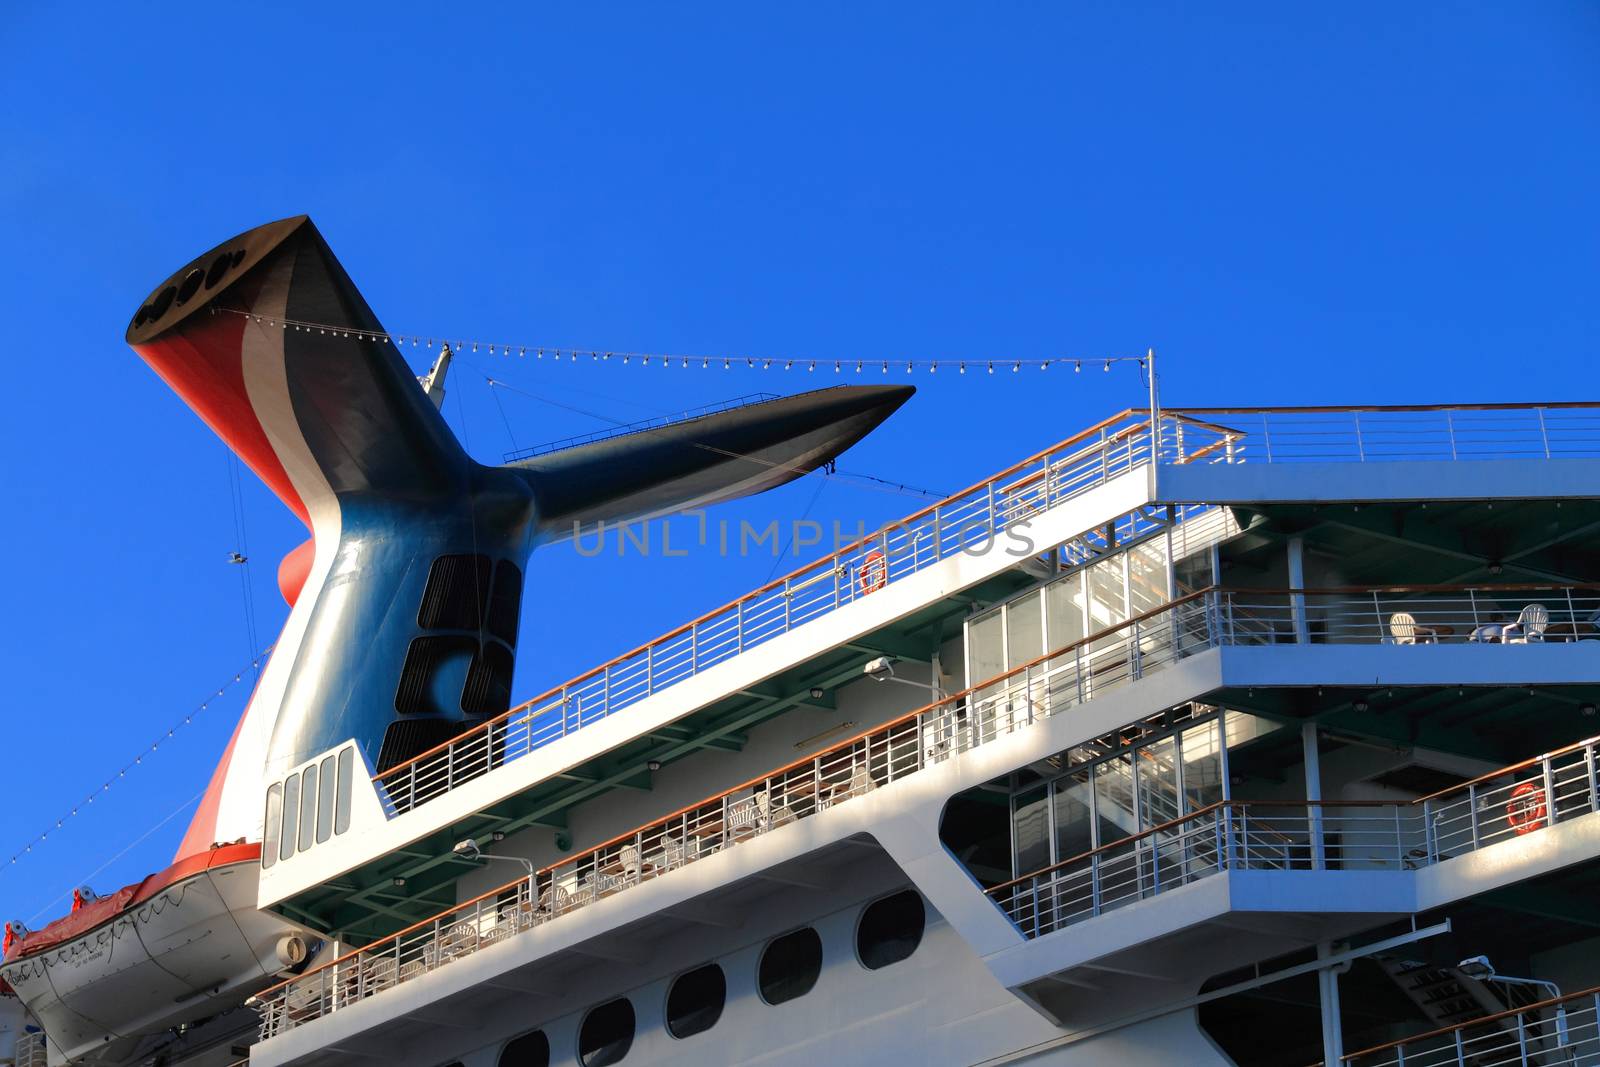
[1505,781,1547,835]
[859,550,888,594]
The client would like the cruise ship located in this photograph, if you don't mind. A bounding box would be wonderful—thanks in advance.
[4,217,1600,1067]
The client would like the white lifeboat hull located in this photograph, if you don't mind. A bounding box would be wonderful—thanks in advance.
[1,846,317,1065]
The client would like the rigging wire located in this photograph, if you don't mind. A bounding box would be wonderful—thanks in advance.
[764,471,830,583]
[1,644,274,879]
[224,451,261,676]
[25,788,208,924]
[217,307,1149,375]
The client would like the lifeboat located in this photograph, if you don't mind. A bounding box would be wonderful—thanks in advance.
[0,844,320,1065]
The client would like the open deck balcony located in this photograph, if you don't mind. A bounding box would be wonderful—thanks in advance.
[250,577,1600,1046]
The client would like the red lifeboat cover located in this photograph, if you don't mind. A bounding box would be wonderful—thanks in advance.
[3,842,260,962]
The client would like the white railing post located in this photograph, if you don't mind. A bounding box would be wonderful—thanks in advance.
[1539,406,1552,458]
[1353,410,1366,461]
[1587,740,1599,814]
[1543,756,1558,828]
[1446,410,1458,461]
[1468,784,1481,850]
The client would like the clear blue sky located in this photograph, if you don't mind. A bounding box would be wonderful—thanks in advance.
[2,3,1596,925]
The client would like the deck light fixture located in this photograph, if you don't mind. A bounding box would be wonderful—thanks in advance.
[1457,956,1566,1042]
[453,838,534,877]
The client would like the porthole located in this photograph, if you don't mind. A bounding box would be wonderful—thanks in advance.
[758,927,822,1006]
[578,997,634,1066]
[498,1029,549,1067]
[666,963,725,1039]
[856,890,925,970]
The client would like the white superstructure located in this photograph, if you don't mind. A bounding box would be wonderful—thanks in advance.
[24,402,1600,1067]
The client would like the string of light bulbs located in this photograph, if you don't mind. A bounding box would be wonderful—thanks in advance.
[215,308,1151,376]
[2,644,274,878]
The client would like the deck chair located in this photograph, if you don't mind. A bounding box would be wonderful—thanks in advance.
[1506,603,1549,644]
[1388,612,1437,645]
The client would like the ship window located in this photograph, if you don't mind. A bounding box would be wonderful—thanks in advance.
[758,927,822,1006]
[280,772,300,861]
[856,890,925,970]
[298,762,318,852]
[578,997,634,1066]
[262,784,282,869]
[498,1029,549,1067]
[315,754,336,843]
[335,747,354,835]
[1006,590,1043,666]
[665,963,725,1039]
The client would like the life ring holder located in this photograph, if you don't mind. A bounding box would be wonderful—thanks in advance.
[859,550,888,595]
[1505,781,1548,835]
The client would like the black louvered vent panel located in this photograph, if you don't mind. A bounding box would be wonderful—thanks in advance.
[395,634,477,715]
[417,554,492,630]
[376,718,471,774]
[487,561,523,647]
[461,641,515,717]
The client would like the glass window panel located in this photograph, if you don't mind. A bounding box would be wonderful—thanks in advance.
[1127,539,1168,618]
[262,784,282,869]
[1182,720,1224,813]
[1013,785,1051,877]
[1086,558,1128,635]
[1094,756,1138,846]
[1006,591,1043,667]
[280,773,299,862]
[335,747,354,835]
[1137,737,1181,828]
[968,608,1005,683]
[298,763,318,852]
[1053,771,1093,862]
[315,755,336,844]
[1045,574,1086,652]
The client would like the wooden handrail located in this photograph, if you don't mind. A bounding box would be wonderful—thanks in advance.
[1411,732,1600,804]
[1336,981,1600,1062]
[375,407,1147,782]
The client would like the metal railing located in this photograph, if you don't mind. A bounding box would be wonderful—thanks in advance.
[991,731,1600,941]
[1340,984,1600,1066]
[15,1031,48,1067]
[988,801,1434,938]
[1212,585,1600,646]
[1161,402,1600,465]
[253,584,1600,1035]
[371,402,1600,816]
[254,587,1216,1037]
[377,408,1160,813]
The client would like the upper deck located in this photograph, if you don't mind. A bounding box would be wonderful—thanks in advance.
[255,401,1600,936]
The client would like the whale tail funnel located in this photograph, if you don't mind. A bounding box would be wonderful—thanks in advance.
[126,217,915,860]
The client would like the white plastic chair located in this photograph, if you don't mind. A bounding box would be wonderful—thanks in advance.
[1389,612,1436,645]
[1506,603,1549,643]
